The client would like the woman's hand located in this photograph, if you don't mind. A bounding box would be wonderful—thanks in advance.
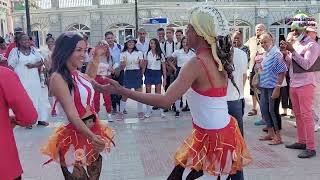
[91,135,106,153]
[271,87,281,99]
[93,44,108,58]
[104,78,122,94]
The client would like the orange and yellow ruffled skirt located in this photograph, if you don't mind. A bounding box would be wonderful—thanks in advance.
[174,117,252,176]
[41,119,115,167]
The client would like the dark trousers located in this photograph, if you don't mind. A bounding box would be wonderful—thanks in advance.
[227,99,245,180]
[111,70,124,111]
[260,88,281,131]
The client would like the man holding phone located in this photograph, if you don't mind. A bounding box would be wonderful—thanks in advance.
[282,16,320,158]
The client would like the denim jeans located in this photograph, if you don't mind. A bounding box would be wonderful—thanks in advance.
[227,99,245,180]
[260,88,281,131]
[227,99,245,136]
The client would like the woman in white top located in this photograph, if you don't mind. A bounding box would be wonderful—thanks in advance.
[93,40,116,122]
[119,35,145,120]
[143,38,167,118]
[8,33,49,128]
[171,37,195,117]
[41,34,56,116]
[105,5,252,179]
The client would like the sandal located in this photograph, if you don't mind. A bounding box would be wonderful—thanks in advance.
[259,135,273,141]
[248,109,257,116]
[37,121,49,126]
[268,138,283,145]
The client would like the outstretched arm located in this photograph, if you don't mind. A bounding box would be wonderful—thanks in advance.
[106,59,199,109]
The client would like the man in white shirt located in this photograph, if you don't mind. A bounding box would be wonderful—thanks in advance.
[175,29,184,49]
[105,31,124,114]
[136,28,149,54]
[163,27,177,112]
[227,32,248,180]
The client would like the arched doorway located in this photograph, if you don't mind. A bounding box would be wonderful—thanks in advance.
[269,19,292,47]
[108,23,135,45]
[66,23,91,36]
[31,23,48,48]
[229,19,251,44]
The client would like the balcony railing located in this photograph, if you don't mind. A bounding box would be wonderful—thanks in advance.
[13,0,315,10]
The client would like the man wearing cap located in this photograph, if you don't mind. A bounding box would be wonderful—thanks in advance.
[136,28,149,54]
[282,15,320,158]
[306,22,320,131]
[4,27,24,59]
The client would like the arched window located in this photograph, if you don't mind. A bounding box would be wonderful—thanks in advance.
[67,23,90,36]
[229,19,251,43]
[108,23,135,45]
[270,19,292,47]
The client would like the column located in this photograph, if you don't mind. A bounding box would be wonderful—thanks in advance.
[48,14,62,38]
[51,0,59,8]
[89,12,103,46]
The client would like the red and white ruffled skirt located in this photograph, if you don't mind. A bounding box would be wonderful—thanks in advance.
[174,117,252,176]
[41,119,115,167]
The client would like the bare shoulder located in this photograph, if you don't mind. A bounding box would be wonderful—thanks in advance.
[50,72,68,88]
[184,56,201,69]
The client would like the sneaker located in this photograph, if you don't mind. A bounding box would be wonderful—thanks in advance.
[314,124,320,132]
[51,109,57,117]
[182,106,190,112]
[144,112,151,118]
[116,112,124,121]
[123,109,128,114]
[298,150,316,158]
[107,114,113,122]
[138,112,145,120]
[175,111,180,118]
[285,142,306,150]
[37,121,49,126]
[254,119,266,126]
[161,112,166,118]
[152,106,159,110]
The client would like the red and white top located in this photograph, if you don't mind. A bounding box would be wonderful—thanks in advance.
[186,51,230,130]
[54,71,95,124]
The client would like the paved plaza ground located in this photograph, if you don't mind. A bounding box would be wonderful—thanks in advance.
[14,87,320,180]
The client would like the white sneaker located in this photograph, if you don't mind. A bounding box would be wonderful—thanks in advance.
[107,114,113,122]
[144,112,151,118]
[161,112,166,118]
[314,124,320,132]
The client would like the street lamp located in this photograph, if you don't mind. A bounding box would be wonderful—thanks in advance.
[25,0,31,36]
[135,0,138,38]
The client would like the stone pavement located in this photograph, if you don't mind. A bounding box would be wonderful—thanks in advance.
[14,88,320,180]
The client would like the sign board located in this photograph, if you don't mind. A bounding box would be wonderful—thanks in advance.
[143,18,168,24]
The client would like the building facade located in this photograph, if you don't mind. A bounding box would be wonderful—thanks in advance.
[11,0,320,48]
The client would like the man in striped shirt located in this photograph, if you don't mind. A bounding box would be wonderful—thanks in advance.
[258,32,287,145]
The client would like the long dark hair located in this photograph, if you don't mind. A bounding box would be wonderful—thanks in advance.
[122,40,138,52]
[216,35,239,95]
[51,32,84,92]
[147,38,163,61]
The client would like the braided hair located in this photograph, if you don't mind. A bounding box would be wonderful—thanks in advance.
[216,35,240,96]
